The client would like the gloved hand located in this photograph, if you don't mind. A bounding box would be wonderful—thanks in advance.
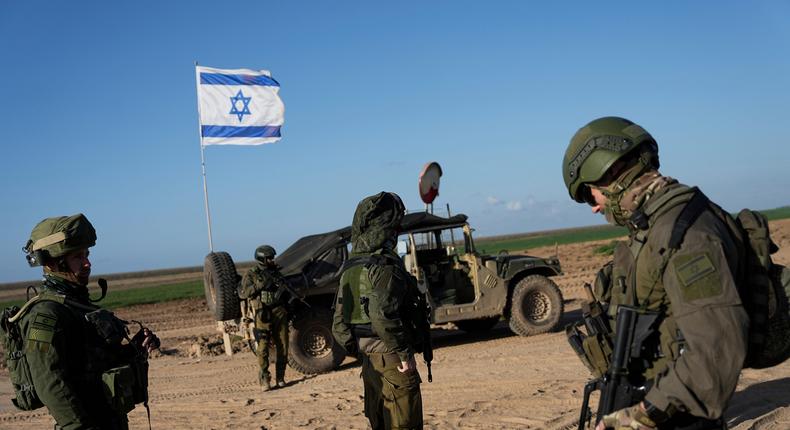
[597,402,657,430]
[140,327,161,353]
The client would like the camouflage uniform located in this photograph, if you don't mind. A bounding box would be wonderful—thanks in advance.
[239,264,290,387]
[563,117,749,429]
[601,182,748,428]
[11,214,154,430]
[332,192,424,430]
[21,276,138,430]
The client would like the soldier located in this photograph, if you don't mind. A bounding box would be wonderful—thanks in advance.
[13,213,159,429]
[563,117,749,430]
[239,245,291,391]
[332,191,425,430]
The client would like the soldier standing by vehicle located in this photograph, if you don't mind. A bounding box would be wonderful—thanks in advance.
[563,117,749,430]
[239,245,291,391]
[3,214,159,430]
[332,191,427,430]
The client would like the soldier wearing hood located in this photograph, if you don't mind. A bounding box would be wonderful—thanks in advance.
[332,192,425,430]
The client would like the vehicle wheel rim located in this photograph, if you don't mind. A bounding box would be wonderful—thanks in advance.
[523,290,551,323]
[302,325,332,359]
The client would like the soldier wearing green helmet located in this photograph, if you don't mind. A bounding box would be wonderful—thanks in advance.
[332,191,426,430]
[563,117,749,430]
[6,213,159,429]
[238,244,291,391]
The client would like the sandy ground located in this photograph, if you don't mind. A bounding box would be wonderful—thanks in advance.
[1,219,789,430]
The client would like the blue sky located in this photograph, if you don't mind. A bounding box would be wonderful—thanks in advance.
[1,1,789,282]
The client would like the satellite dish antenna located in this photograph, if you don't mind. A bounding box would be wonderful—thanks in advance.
[419,162,443,205]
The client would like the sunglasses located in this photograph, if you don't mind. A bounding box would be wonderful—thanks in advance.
[581,184,601,206]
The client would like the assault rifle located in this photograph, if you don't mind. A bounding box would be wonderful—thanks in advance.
[416,291,433,382]
[274,278,311,310]
[575,302,660,429]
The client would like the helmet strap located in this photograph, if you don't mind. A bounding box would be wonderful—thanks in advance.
[44,265,86,287]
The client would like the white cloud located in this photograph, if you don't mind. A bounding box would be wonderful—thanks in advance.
[506,200,523,211]
[486,196,502,205]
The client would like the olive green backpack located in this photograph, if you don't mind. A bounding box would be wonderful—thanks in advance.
[0,295,53,410]
[731,209,790,368]
[668,193,790,369]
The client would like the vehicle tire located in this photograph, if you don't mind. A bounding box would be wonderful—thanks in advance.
[454,317,500,333]
[288,308,345,375]
[203,251,241,321]
[508,275,564,337]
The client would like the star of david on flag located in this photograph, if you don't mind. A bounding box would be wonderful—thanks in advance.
[196,65,285,146]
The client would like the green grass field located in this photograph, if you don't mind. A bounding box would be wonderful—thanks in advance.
[0,280,204,311]
[3,206,787,311]
[474,225,628,255]
[756,206,790,220]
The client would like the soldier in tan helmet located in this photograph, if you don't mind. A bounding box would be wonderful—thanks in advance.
[3,214,159,429]
[563,117,749,430]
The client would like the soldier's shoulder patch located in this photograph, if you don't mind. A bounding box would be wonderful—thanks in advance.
[25,311,58,345]
[672,252,721,301]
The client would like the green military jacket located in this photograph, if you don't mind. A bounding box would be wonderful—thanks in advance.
[601,184,749,419]
[239,264,287,309]
[332,249,420,362]
[20,276,135,430]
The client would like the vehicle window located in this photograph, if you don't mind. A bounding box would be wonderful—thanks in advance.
[439,227,466,254]
[410,231,442,251]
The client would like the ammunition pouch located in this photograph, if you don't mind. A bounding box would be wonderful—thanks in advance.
[101,356,148,414]
[85,309,128,346]
[566,322,613,378]
[566,297,615,378]
[351,323,377,339]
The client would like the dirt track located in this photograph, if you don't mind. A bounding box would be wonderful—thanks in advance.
[1,219,789,430]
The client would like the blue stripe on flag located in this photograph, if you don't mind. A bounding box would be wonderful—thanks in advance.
[200,73,280,87]
[201,125,282,138]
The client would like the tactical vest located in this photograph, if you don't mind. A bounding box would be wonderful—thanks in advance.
[1,290,149,416]
[595,184,790,379]
[242,266,283,308]
[601,187,683,379]
[337,252,422,334]
[338,254,392,326]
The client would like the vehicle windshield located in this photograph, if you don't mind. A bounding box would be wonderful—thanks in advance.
[406,226,468,254]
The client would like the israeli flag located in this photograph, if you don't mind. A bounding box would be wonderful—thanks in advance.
[196,65,284,146]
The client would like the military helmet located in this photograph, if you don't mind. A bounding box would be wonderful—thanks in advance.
[562,116,659,203]
[24,213,96,266]
[255,245,276,262]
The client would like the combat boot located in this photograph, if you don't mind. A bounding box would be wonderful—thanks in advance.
[259,370,271,392]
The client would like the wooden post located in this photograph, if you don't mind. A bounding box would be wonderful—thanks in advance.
[218,321,234,356]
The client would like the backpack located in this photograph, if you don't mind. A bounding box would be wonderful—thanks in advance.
[669,191,790,369]
[0,296,49,410]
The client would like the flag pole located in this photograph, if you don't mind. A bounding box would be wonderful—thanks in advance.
[195,61,214,252]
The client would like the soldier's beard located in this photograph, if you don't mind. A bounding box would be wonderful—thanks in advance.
[75,268,91,286]
[45,266,91,287]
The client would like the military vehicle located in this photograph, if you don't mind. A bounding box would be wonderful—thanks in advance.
[203,212,564,374]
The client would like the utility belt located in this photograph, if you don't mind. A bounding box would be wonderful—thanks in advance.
[352,323,378,339]
[363,351,402,368]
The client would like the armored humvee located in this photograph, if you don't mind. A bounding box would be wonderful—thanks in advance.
[203,212,564,374]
